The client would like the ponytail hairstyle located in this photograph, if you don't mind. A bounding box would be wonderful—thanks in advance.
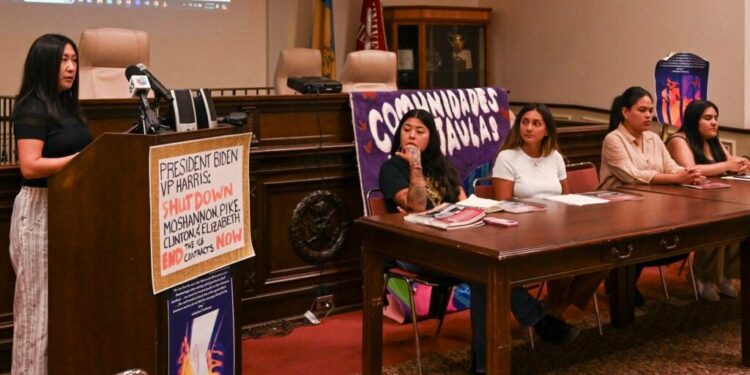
[680,100,727,164]
[390,109,462,202]
[608,86,653,132]
[499,103,559,157]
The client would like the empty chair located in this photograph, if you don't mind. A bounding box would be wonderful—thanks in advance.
[273,48,322,95]
[339,50,397,93]
[78,27,150,99]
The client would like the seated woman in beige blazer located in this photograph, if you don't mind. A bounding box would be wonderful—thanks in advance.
[599,86,704,305]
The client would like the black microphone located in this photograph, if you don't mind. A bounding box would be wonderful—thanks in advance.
[135,63,173,101]
[125,65,143,82]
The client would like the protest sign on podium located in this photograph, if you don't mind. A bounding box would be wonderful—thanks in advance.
[47,125,252,375]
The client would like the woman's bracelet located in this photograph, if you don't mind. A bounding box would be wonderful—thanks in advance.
[410,164,422,170]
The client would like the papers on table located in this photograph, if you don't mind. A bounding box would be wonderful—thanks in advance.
[580,190,643,202]
[680,181,731,189]
[457,194,505,212]
[457,194,546,213]
[722,175,750,182]
[404,203,486,230]
[543,194,609,206]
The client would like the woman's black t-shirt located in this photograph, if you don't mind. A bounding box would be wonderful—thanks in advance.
[13,94,92,187]
[378,156,453,213]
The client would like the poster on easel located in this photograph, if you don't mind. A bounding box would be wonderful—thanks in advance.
[168,267,234,375]
[654,52,709,127]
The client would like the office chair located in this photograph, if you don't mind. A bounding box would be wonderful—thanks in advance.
[78,27,150,99]
[365,188,460,375]
[273,48,323,95]
[340,50,398,93]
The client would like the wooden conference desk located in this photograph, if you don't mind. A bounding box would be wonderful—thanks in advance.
[620,178,750,205]
[357,190,750,375]
[620,178,750,363]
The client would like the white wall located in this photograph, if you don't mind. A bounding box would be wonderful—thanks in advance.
[491,0,747,128]
[4,0,750,130]
[0,1,267,95]
[266,0,373,86]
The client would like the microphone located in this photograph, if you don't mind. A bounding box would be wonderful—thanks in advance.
[125,66,160,134]
[125,66,152,105]
[135,63,173,101]
[128,74,151,98]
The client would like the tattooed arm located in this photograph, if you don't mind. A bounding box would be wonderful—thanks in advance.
[392,145,428,212]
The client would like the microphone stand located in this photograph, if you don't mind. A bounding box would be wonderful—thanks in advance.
[136,93,160,135]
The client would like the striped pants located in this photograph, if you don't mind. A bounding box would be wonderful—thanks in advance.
[9,187,48,375]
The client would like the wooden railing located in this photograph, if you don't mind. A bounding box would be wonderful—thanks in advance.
[0,96,15,165]
[0,89,276,166]
[208,87,274,96]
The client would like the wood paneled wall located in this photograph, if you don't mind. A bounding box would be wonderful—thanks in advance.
[0,95,607,371]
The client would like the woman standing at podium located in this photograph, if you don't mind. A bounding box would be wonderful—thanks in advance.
[9,34,92,375]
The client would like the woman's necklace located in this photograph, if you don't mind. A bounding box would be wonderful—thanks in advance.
[522,147,543,167]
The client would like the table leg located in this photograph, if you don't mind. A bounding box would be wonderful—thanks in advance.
[741,240,750,366]
[607,265,636,327]
[362,241,385,375]
[486,265,511,375]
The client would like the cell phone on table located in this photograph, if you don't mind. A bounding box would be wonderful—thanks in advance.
[484,217,518,227]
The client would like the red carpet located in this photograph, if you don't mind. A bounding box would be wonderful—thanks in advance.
[243,265,697,374]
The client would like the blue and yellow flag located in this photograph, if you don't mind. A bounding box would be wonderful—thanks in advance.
[312,0,336,79]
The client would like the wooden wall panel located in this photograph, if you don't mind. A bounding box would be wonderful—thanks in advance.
[0,168,22,373]
[0,95,606,371]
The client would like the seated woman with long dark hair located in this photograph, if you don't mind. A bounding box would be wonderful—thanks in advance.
[665,100,749,301]
[379,109,579,375]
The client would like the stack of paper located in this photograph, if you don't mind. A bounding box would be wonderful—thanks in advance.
[404,203,485,230]
[543,194,609,206]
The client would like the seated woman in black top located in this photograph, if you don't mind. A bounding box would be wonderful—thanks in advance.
[666,100,749,301]
[9,33,92,375]
[378,109,579,374]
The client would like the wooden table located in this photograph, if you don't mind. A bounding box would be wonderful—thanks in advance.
[620,179,750,365]
[620,179,750,205]
[357,190,750,374]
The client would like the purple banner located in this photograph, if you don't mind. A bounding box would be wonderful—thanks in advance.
[351,88,510,213]
[654,52,709,127]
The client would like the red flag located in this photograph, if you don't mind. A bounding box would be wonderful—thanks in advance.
[356,0,387,51]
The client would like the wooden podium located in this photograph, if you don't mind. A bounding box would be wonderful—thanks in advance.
[48,126,248,374]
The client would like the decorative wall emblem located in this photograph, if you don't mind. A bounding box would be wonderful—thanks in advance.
[289,190,351,263]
